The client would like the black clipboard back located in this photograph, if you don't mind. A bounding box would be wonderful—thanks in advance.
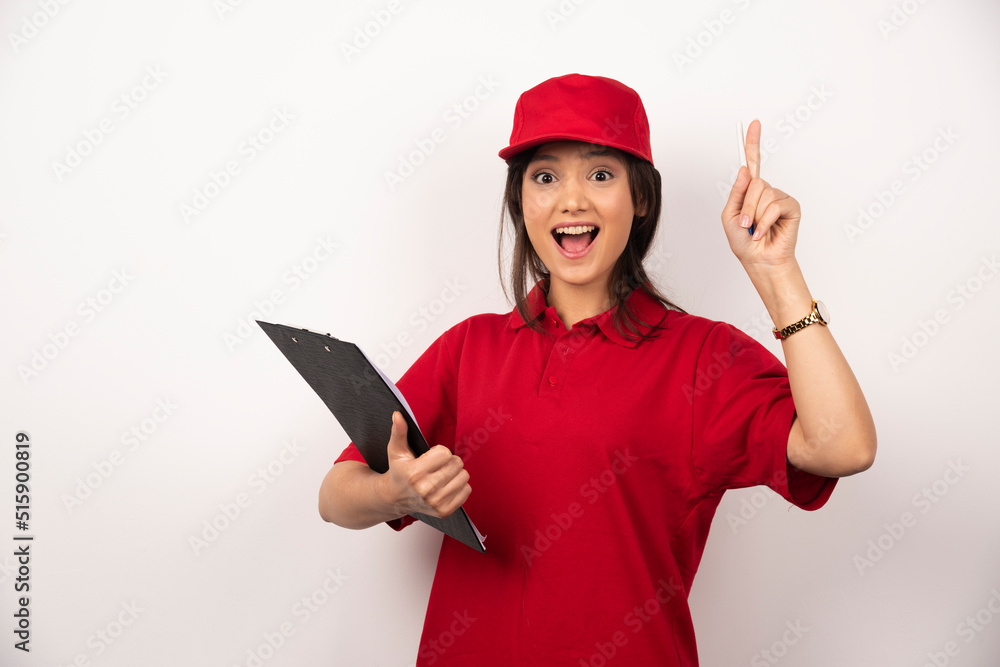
[257,320,486,553]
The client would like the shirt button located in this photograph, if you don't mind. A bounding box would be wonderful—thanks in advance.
[548,376,558,386]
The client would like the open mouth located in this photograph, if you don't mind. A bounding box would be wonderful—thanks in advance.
[552,225,599,254]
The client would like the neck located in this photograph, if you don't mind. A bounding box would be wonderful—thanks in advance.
[546,278,612,330]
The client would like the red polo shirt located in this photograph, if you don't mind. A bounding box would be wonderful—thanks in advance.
[335,282,836,666]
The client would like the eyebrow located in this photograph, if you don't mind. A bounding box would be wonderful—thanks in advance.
[528,148,617,164]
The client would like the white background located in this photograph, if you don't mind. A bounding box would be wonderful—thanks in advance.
[2,0,998,665]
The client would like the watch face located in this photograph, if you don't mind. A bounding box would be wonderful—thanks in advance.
[815,300,830,324]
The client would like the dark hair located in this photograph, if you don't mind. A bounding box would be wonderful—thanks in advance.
[497,144,686,343]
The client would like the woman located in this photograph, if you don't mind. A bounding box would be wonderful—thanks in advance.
[319,73,876,666]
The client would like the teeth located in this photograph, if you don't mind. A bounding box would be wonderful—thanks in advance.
[554,225,596,235]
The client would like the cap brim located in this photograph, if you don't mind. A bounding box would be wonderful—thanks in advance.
[498,133,653,165]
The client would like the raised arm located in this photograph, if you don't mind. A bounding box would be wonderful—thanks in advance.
[720,120,876,478]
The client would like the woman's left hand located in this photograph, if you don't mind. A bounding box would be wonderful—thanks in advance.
[721,119,801,273]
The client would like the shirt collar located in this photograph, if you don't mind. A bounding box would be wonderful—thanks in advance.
[508,279,670,348]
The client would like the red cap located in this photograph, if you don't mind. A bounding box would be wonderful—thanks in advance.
[499,73,653,165]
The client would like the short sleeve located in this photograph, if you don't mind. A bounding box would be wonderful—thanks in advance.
[333,325,462,531]
[689,322,836,509]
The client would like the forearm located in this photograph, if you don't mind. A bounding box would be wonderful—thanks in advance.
[318,461,406,530]
[746,260,877,477]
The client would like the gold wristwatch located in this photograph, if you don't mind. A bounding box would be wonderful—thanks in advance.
[772,300,829,340]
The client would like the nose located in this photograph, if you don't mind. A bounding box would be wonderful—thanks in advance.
[558,174,590,214]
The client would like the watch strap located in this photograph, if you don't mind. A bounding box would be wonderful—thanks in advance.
[772,300,825,340]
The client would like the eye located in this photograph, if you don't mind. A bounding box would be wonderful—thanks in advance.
[591,168,614,182]
[531,171,556,185]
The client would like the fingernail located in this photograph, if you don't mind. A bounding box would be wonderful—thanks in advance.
[740,215,750,228]
[752,227,763,241]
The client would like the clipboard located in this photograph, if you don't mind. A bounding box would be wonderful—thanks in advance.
[257,320,486,553]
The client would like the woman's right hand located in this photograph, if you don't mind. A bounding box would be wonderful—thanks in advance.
[380,411,471,518]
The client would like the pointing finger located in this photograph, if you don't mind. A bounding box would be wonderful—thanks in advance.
[745,119,761,180]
